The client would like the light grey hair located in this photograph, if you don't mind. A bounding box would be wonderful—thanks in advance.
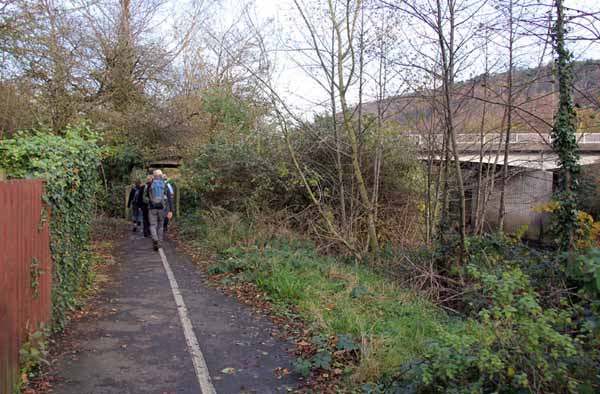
[153,169,163,178]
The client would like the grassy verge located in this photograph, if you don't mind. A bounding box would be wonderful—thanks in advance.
[177,209,470,388]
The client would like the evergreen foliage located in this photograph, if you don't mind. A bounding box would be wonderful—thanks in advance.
[551,0,581,250]
[0,124,101,329]
[179,138,301,212]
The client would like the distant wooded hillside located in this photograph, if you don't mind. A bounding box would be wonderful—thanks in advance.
[363,60,600,135]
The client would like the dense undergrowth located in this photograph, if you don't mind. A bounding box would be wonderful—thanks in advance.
[176,209,465,389]
[167,120,600,392]
[177,208,600,393]
[417,238,599,393]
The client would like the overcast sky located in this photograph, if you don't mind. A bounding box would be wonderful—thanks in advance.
[212,0,600,116]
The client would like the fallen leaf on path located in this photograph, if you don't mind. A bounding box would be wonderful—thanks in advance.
[275,367,290,379]
[221,367,236,374]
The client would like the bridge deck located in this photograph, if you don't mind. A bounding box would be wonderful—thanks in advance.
[406,132,600,150]
[410,133,600,169]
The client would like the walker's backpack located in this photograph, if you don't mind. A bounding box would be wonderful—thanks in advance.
[149,179,166,209]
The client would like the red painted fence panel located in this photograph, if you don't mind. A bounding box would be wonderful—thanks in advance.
[0,180,52,394]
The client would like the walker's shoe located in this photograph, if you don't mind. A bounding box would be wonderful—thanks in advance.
[153,240,159,251]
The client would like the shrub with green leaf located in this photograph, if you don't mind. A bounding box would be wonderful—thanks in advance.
[18,327,49,388]
[177,209,465,383]
[569,248,600,300]
[0,124,101,329]
[459,234,565,307]
[420,265,578,394]
[566,248,600,392]
[98,139,143,217]
[180,139,302,212]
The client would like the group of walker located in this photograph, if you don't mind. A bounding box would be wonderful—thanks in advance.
[127,169,174,251]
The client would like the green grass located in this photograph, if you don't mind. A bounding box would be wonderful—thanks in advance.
[177,209,468,382]
[225,244,469,381]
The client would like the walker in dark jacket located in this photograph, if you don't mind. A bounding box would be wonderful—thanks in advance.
[140,176,153,237]
[127,181,143,232]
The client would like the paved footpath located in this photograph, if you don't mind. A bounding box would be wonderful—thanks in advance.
[51,232,300,394]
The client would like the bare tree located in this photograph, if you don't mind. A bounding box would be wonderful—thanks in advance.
[383,0,488,253]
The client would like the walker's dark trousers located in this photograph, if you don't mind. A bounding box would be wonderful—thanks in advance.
[142,206,150,237]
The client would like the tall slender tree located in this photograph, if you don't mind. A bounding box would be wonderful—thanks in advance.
[497,0,515,232]
[551,0,580,250]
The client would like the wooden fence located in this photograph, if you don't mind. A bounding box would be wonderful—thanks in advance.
[0,180,52,394]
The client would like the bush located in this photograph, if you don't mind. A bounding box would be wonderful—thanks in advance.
[0,124,101,329]
[569,248,600,300]
[411,235,600,394]
[180,139,303,212]
[462,234,565,307]
[566,248,600,392]
[419,264,578,394]
[99,139,144,217]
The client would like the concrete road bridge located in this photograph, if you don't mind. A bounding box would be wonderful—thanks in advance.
[408,132,600,240]
[409,132,600,169]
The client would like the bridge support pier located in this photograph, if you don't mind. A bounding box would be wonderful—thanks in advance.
[476,169,553,240]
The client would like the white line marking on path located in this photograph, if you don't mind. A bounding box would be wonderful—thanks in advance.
[159,247,217,394]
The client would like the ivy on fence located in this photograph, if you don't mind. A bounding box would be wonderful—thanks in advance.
[0,124,101,330]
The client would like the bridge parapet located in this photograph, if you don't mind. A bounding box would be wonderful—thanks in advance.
[404,132,600,148]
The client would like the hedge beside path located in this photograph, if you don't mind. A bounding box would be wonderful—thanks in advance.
[0,124,101,330]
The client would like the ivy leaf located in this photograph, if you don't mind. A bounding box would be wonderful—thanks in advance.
[311,351,332,370]
[292,358,311,377]
[311,335,328,348]
[336,334,359,351]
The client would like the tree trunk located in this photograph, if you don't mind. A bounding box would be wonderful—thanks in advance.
[498,0,514,232]
[436,0,466,254]
[330,24,347,234]
[329,0,379,253]
[551,0,580,250]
